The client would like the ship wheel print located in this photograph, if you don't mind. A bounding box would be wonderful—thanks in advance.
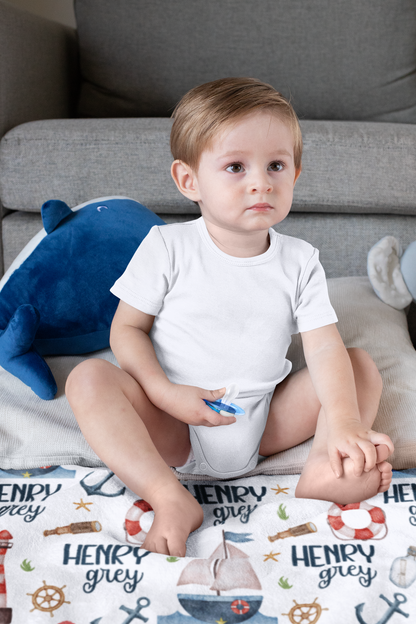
[27,581,70,617]
[283,598,328,624]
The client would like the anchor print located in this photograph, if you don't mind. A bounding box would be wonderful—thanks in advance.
[80,470,126,498]
[90,596,150,624]
[355,593,409,624]
[119,597,151,623]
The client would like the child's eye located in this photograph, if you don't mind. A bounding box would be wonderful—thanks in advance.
[268,161,284,172]
[226,163,244,173]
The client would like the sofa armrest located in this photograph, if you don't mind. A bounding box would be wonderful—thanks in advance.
[0,1,79,140]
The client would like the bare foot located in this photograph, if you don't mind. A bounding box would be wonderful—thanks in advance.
[142,482,203,556]
[296,447,392,505]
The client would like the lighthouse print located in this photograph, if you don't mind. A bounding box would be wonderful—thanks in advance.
[0,530,13,624]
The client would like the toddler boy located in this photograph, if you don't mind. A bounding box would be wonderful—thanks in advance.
[66,77,393,557]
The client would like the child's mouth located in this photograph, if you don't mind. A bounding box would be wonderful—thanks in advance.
[248,203,273,211]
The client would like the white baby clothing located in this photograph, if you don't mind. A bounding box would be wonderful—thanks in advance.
[110,217,338,478]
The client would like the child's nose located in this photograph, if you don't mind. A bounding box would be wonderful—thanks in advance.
[248,177,273,193]
[247,169,273,193]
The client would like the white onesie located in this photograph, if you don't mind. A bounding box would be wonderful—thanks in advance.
[111,217,338,478]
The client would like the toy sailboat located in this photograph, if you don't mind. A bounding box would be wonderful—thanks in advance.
[177,530,262,623]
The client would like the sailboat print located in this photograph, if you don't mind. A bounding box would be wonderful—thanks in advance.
[177,530,263,623]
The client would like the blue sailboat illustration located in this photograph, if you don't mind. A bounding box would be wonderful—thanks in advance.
[177,530,263,623]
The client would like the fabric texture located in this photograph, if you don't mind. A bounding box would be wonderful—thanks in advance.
[4,209,416,281]
[0,197,164,399]
[2,119,416,216]
[0,273,414,475]
[1,211,196,273]
[183,391,275,479]
[111,218,337,398]
[74,0,416,123]
[174,277,416,479]
[0,0,78,140]
[0,465,415,621]
[111,218,337,479]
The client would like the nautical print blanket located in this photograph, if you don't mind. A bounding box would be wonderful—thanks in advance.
[0,465,415,624]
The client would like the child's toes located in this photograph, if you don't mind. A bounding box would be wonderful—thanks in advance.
[167,535,187,558]
[142,530,168,556]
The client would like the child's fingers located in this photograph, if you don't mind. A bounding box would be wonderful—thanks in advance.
[204,409,236,427]
[206,387,226,401]
[368,431,394,455]
[347,445,367,477]
[357,439,378,472]
[200,388,236,426]
[205,416,236,427]
[329,449,343,479]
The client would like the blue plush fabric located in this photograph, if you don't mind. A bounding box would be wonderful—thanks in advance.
[401,240,416,300]
[0,197,165,399]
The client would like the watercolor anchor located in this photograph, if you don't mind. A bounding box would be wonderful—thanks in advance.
[90,597,150,624]
[80,470,126,497]
[355,593,409,624]
[119,597,150,623]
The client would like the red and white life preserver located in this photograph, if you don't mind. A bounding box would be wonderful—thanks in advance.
[124,500,153,545]
[327,501,387,540]
[231,600,250,615]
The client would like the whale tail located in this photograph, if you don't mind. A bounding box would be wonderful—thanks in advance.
[0,304,57,400]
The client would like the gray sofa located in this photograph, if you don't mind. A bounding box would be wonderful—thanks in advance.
[1,0,416,474]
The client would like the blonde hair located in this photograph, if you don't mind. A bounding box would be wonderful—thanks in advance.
[170,77,302,171]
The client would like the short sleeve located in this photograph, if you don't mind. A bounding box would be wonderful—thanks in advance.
[110,226,170,315]
[294,249,338,333]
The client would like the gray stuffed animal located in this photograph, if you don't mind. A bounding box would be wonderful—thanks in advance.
[368,236,416,310]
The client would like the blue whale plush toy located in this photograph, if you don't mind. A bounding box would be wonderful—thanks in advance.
[0,196,164,400]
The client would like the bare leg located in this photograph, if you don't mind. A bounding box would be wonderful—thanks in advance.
[260,348,392,504]
[66,359,203,556]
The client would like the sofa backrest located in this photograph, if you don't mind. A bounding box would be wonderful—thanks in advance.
[75,0,416,123]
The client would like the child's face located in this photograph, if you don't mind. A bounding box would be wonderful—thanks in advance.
[172,111,301,236]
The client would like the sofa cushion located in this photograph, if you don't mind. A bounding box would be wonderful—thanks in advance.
[4,210,416,284]
[0,276,415,475]
[75,0,416,123]
[2,119,416,215]
[0,1,78,140]
[0,118,190,214]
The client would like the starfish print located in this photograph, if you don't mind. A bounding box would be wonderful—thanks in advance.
[21,471,32,478]
[263,551,280,562]
[216,619,227,624]
[73,498,93,511]
[271,484,289,495]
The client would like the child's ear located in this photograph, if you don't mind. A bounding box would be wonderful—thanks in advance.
[293,167,302,186]
[171,160,201,202]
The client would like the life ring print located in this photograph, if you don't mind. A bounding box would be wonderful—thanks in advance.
[231,599,250,615]
[124,499,154,544]
[327,501,387,540]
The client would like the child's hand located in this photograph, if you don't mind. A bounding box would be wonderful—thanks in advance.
[327,420,394,478]
[160,384,237,427]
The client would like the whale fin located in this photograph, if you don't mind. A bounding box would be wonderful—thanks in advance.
[0,304,57,400]
[41,200,73,234]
